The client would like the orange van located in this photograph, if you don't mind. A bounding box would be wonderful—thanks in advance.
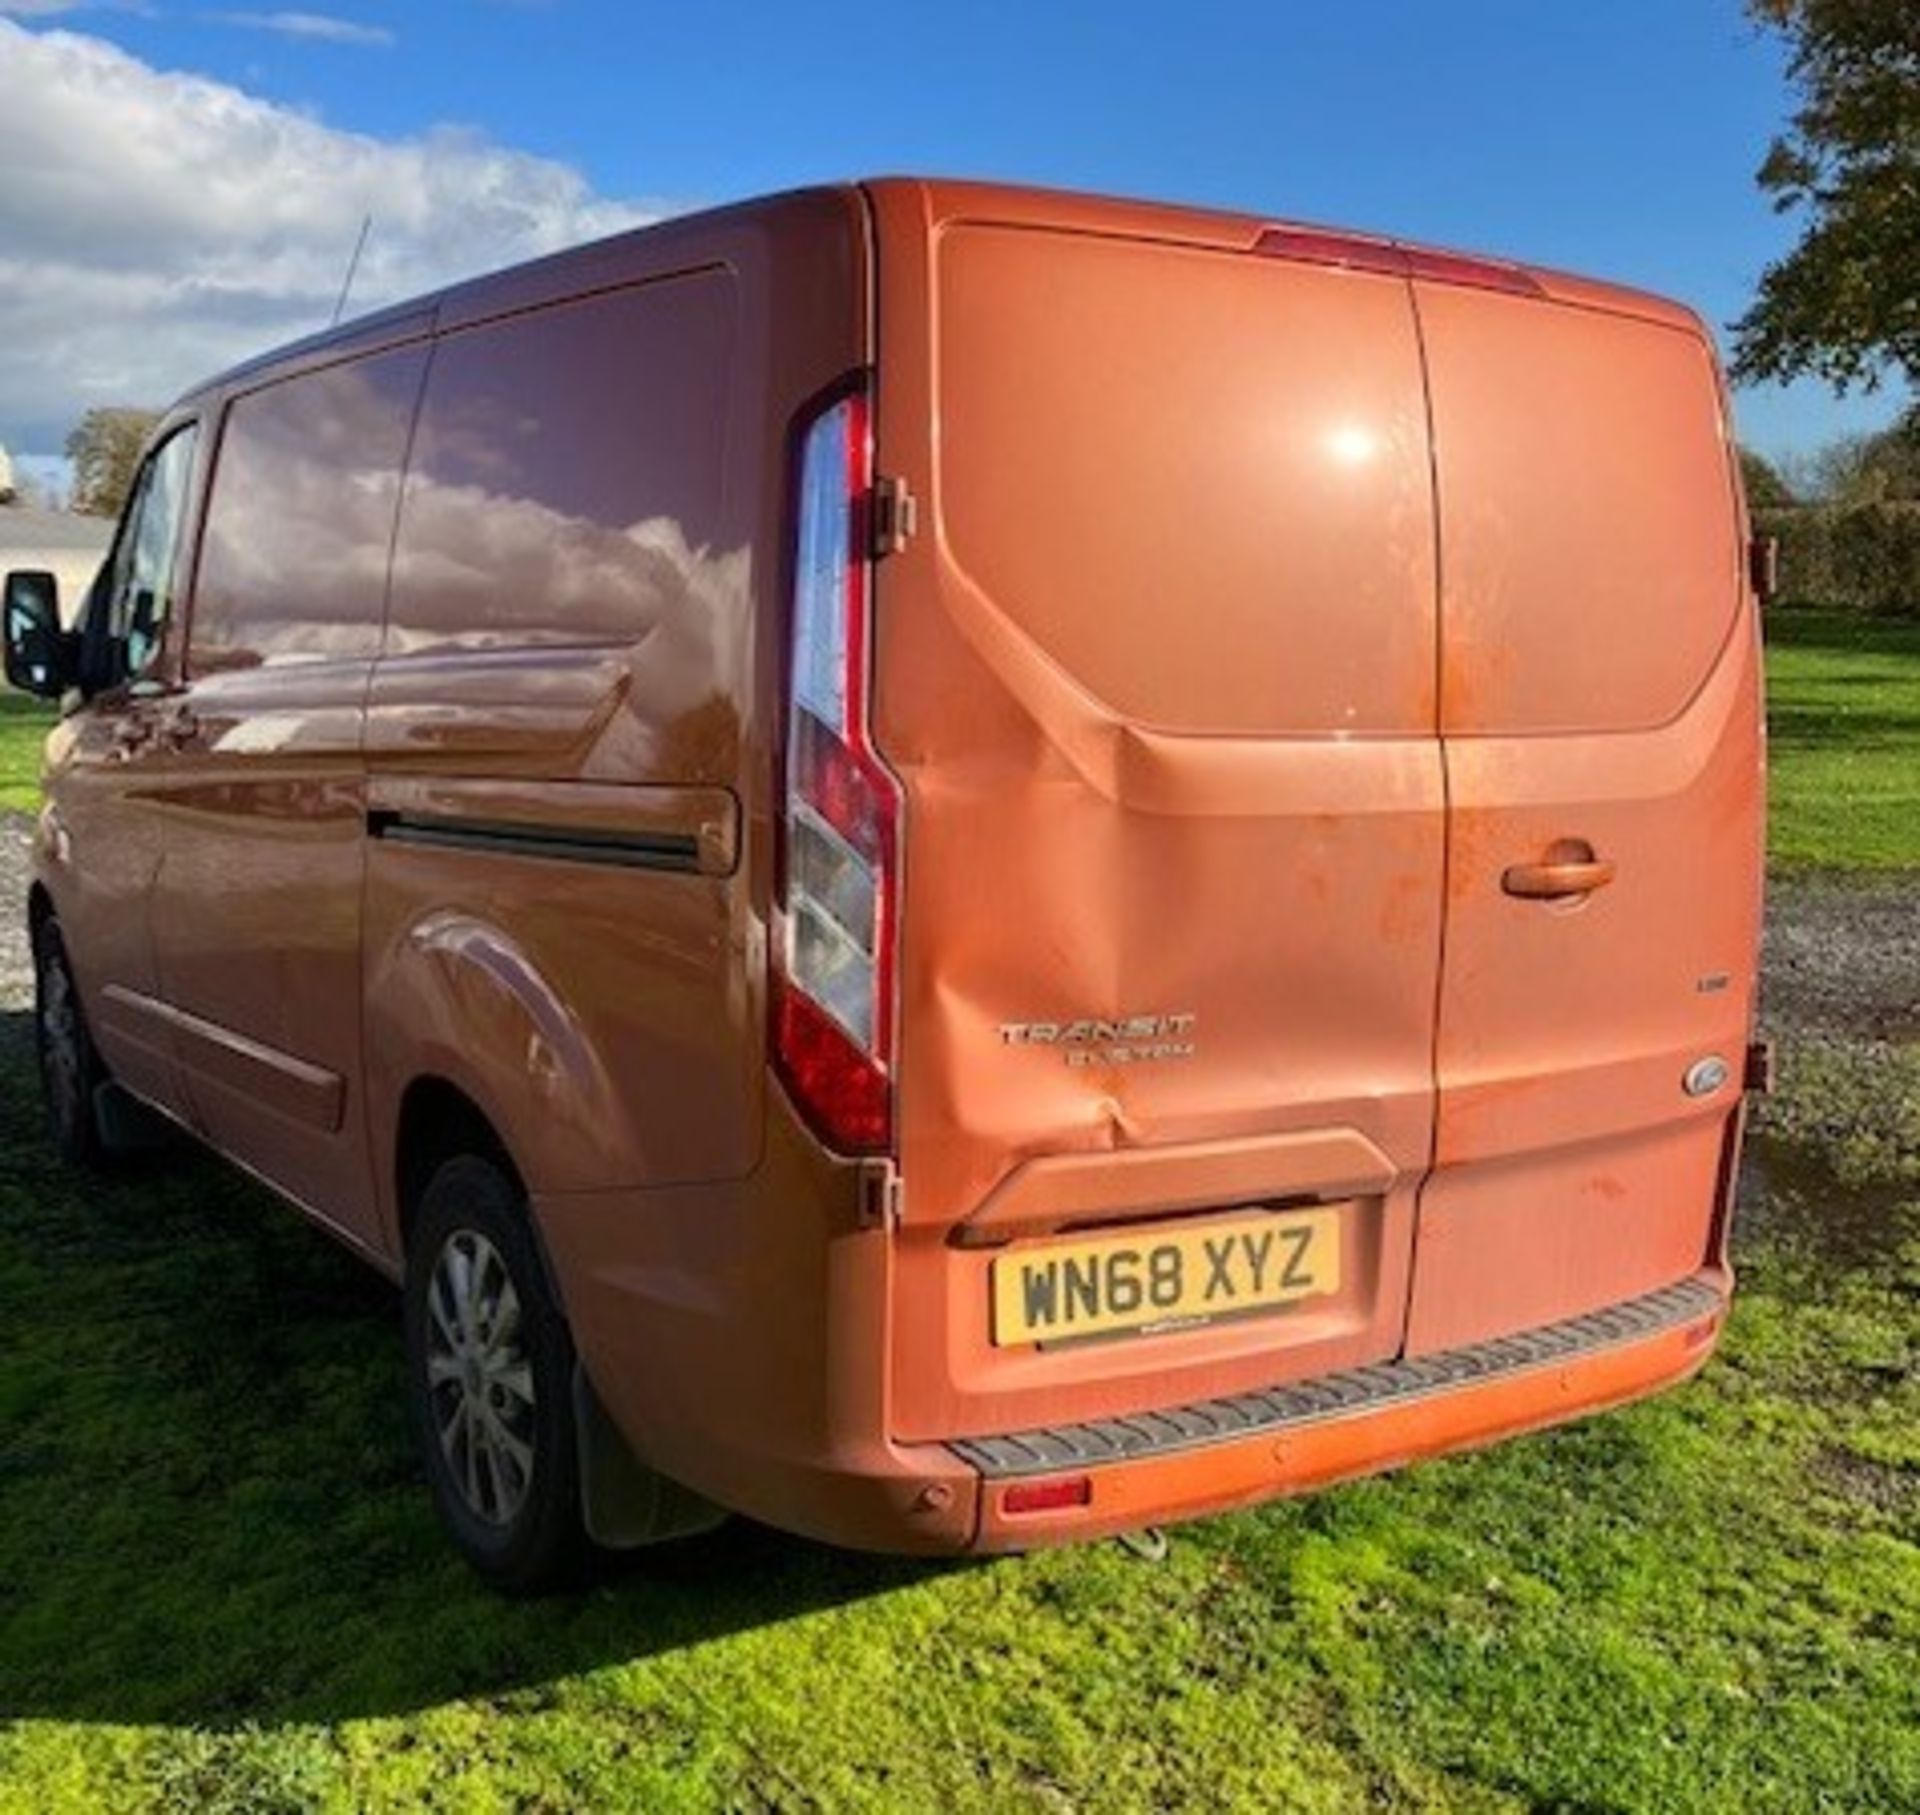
[4,179,1765,1589]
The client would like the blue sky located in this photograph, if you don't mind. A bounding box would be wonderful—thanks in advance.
[1,0,1908,470]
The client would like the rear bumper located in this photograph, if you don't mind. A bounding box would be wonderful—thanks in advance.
[553,1128,1727,1553]
[950,1272,1725,1550]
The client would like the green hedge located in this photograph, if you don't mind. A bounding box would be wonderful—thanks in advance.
[1755,502,1920,617]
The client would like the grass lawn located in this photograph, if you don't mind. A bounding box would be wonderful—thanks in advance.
[0,1027,1911,1812]
[0,690,52,816]
[1766,610,1920,869]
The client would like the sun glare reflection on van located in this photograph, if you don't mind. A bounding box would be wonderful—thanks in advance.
[1325,423,1378,467]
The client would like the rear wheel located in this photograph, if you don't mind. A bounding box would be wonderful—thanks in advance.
[403,1154,589,1593]
[32,917,104,1168]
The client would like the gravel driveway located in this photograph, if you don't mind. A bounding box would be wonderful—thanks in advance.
[1763,872,1920,1043]
[0,811,32,1014]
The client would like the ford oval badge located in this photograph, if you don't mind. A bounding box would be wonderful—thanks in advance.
[1683,1056,1731,1098]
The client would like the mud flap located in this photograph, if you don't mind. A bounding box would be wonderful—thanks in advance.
[93,1080,175,1154]
[571,1364,728,1549]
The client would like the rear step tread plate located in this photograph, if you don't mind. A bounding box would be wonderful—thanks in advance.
[948,1275,1723,1478]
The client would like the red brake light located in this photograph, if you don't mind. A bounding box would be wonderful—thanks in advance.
[1254,226,1545,299]
[772,386,901,1156]
[1251,226,1405,279]
[1400,245,1545,299]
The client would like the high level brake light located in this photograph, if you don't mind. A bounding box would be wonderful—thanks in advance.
[772,387,901,1155]
[1252,226,1546,298]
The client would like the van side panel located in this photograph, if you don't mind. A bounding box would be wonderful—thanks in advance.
[475,195,970,1544]
[1406,290,1760,1354]
[359,189,867,1232]
[362,269,751,1201]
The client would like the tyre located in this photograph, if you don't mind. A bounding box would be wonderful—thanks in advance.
[32,916,104,1168]
[403,1154,590,1593]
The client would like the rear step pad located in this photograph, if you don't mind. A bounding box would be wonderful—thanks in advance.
[949,1275,1723,1479]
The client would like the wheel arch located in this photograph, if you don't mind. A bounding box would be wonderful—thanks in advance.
[394,1074,520,1244]
[390,1071,571,1321]
[364,909,634,1215]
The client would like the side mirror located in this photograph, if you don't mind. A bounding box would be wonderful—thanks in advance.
[4,569,73,698]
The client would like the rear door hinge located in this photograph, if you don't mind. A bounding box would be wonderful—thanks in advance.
[870,474,917,559]
[857,1161,902,1230]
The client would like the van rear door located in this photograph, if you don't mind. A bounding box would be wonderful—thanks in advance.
[865,184,1445,1441]
[1405,280,1762,1353]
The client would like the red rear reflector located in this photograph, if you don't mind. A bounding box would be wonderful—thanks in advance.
[1002,1475,1093,1516]
[1683,1314,1721,1352]
[1254,227,1545,299]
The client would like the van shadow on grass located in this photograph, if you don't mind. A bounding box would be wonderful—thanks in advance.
[0,1010,958,1729]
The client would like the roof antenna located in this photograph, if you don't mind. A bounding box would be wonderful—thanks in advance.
[331,214,373,327]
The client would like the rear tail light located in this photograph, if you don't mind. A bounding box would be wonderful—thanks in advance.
[772,387,900,1154]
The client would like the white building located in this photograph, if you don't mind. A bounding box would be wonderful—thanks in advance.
[0,505,113,625]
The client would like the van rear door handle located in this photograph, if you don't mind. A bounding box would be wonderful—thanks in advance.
[1501,853,1617,900]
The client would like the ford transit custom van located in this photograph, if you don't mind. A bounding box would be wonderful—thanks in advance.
[4,180,1766,1589]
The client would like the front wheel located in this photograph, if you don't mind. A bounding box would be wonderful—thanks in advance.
[32,916,104,1168]
[403,1155,590,1593]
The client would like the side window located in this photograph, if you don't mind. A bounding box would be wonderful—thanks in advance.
[103,426,198,682]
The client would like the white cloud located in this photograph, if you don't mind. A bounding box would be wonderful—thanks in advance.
[0,21,657,452]
[208,11,396,47]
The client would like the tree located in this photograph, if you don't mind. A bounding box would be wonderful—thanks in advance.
[1732,1,1920,392]
[1797,409,1920,502]
[1739,445,1797,506]
[65,407,160,517]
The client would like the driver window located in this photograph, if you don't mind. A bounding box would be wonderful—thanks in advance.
[105,426,198,682]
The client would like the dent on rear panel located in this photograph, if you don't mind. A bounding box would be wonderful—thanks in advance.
[877,225,1445,1228]
[878,561,1446,1228]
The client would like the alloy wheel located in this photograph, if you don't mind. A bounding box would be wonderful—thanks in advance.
[424,1229,538,1527]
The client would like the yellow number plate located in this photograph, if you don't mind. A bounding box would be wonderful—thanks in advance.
[990,1207,1342,1347]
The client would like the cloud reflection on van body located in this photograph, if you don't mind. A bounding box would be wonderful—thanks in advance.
[189,267,750,779]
